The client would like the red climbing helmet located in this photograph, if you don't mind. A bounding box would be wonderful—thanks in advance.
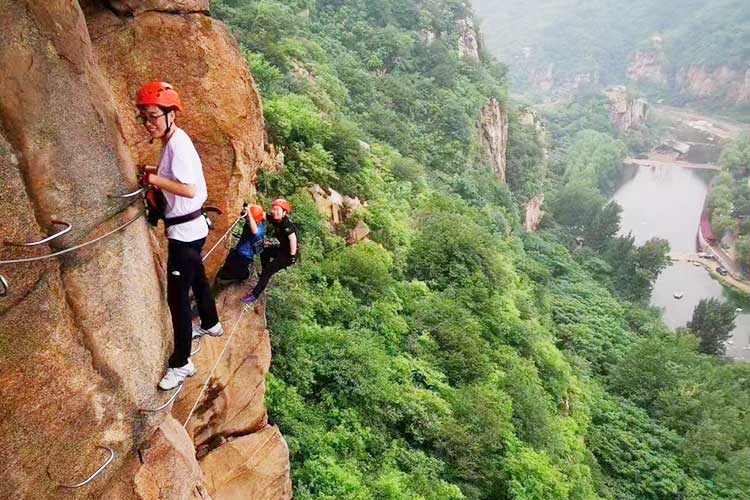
[249,204,266,223]
[136,81,183,111]
[272,198,291,214]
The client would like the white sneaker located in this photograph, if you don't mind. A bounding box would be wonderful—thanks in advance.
[158,360,196,390]
[192,322,224,339]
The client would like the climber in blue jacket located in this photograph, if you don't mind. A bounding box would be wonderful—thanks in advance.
[217,204,266,283]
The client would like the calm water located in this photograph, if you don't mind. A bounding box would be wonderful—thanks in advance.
[612,165,750,360]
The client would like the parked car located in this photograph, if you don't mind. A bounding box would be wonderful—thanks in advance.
[716,266,728,276]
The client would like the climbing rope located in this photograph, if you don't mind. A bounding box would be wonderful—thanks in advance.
[201,211,246,263]
[182,305,249,427]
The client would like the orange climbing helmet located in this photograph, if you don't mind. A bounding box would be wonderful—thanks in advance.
[249,204,266,223]
[136,81,183,111]
[272,198,292,214]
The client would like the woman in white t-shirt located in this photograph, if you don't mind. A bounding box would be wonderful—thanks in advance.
[135,82,222,390]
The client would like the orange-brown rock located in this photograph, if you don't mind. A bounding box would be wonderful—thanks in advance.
[174,285,271,450]
[309,184,366,229]
[0,1,172,498]
[604,86,649,132]
[347,219,371,244]
[200,426,292,500]
[100,416,211,500]
[524,194,545,232]
[85,5,266,277]
[479,97,509,183]
[107,0,210,16]
[1,2,289,499]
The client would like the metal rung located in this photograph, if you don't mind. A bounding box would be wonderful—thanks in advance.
[191,336,201,356]
[4,220,71,247]
[54,446,114,488]
[0,274,7,296]
[108,186,149,199]
[139,384,183,413]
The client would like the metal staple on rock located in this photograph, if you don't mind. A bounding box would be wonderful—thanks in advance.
[3,220,72,247]
[52,445,115,489]
[182,305,249,427]
[139,384,183,413]
[0,210,144,266]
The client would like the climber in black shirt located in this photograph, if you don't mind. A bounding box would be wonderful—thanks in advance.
[240,198,298,304]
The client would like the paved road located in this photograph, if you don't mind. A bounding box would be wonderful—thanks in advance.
[670,253,750,294]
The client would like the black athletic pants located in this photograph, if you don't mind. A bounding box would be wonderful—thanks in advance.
[167,238,219,368]
[251,246,293,298]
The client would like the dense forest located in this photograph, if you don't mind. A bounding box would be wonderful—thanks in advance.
[213,1,750,498]
[473,0,750,94]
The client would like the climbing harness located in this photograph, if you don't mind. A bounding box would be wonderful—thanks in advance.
[182,305,249,427]
[49,445,114,489]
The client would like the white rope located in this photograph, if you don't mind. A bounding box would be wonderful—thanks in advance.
[202,214,244,263]
[0,210,144,266]
[182,305,250,427]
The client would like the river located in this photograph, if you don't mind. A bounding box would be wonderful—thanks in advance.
[612,164,750,361]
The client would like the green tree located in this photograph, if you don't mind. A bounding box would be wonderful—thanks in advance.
[686,298,738,356]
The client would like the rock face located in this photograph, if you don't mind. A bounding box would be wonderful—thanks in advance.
[627,36,668,88]
[309,184,368,243]
[524,194,545,232]
[457,17,480,60]
[675,65,750,106]
[99,417,210,500]
[108,0,209,15]
[0,1,289,499]
[84,1,266,278]
[628,35,750,107]
[604,86,649,132]
[201,426,292,500]
[479,97,509,183]
[173,287,271,452]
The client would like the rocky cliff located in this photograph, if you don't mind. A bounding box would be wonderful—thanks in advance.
[604,86,649,132]
[628,36,750,107]
[456,16,480,61]
[479,97,509,183]
[0,1,290,498]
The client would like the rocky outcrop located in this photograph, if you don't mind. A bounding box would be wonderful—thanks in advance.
[84,2,266,278]
[675,65,750,106]
[174,288,270,452]
[107,0,209,15]
[201,426,291,500]
[604,86,648,132]
[99,417,210,500]
[457,17,480,60]
[0,1,288,499]
[628,35,750,107]
[627,36,668,88]
[309,184,367,239]
[479,97,509,183]
[524,194,545,232]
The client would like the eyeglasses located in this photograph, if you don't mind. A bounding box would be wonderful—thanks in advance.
[136,112,169,125]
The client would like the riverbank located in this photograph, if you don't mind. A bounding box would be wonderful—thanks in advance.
[671,253,750,295]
